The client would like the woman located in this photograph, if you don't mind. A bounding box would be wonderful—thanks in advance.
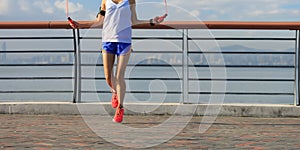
[72,0,166,123]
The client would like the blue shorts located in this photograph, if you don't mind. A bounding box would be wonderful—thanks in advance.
[102,42,131,56]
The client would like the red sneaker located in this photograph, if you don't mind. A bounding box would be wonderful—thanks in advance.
[113,107,124,123]
[111,93,118,108]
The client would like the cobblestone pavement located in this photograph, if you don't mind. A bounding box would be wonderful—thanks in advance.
[0,114,300,149]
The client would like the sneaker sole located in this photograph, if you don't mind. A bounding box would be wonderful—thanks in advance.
[112,119,122,123]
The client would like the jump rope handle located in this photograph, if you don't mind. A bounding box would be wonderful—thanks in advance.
[156,0,168,23]
[157,13,168,23]
[68,17,77,28]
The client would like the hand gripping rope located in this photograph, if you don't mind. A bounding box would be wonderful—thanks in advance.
[157,0,168,22]
[66,0,77,28]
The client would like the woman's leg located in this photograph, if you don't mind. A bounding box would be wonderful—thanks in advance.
[115,49,131,107]
[102,51,116,93]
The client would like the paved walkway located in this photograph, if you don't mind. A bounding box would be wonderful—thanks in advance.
[0,114,300,149]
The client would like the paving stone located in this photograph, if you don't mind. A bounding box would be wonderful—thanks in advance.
[0,115,299,149]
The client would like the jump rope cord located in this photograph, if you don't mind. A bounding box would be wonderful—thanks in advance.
[164,0,168,15]
[66,0,69,18]
[66,0,77,27]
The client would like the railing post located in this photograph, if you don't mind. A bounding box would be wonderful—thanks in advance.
[72,29,78,103]
[182,29,189,103]
[76,29,82,103]
[296,30,300,106]
[72,29,82,103]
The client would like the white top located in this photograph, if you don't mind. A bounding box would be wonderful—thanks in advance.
[102,0,132,43]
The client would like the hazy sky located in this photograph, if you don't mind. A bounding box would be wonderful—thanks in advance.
[0,0,298,51]
[0,0,300,21]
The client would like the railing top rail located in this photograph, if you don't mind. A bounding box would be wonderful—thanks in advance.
[0,21,300,30]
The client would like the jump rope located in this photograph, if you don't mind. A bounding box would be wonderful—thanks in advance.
[157,0,168,22]
[66,0,77,28]
[66,0,168,27]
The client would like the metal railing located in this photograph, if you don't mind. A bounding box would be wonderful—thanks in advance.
[0,21,299,105]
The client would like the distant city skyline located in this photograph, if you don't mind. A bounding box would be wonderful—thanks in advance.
[0,43,293,67]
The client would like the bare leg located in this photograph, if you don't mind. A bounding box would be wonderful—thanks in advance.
[102,51,116,93]
[115,49,131,107]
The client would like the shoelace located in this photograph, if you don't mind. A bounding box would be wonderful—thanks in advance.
[116,108,122,116]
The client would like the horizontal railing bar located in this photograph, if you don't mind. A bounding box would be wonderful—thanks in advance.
[81,77,182,80]
[1,36,295,41]
[81,77,294,81]
[80,51,101,53]
[0,77,292,81]
[79,91,294,95]
[131,91,182,94]
[0,37,73,40]
[0,50,288,56]
[0,50,74,53]
[191,65,294,68]
[0,90,291,95]
[79,37,101,40]
[79,37,183,40]
[81,64,182,67]
[189,78,295,82]
[0,77,73,80]
[80,37,287,42]
[132,37,183,40]
[80,50,182,54]
[1,21,300,30]
[130,64,182,67]
[1,50,294,55]
[0,91,73,93]
[188,51,295,54]
[132,51,182,54]
[56,37,298,41]
[81,64,294,68]
[188,37,296,41]
[0,64,74,66]
[82,91,182,94]
[188,92,294,95]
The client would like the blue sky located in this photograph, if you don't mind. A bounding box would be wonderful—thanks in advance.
[0,0,300,21]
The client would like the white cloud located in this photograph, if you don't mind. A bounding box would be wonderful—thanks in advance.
[168,0,300,21]
[54,0,65,11]
[18,0,31,12]
[33,0,55,14]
